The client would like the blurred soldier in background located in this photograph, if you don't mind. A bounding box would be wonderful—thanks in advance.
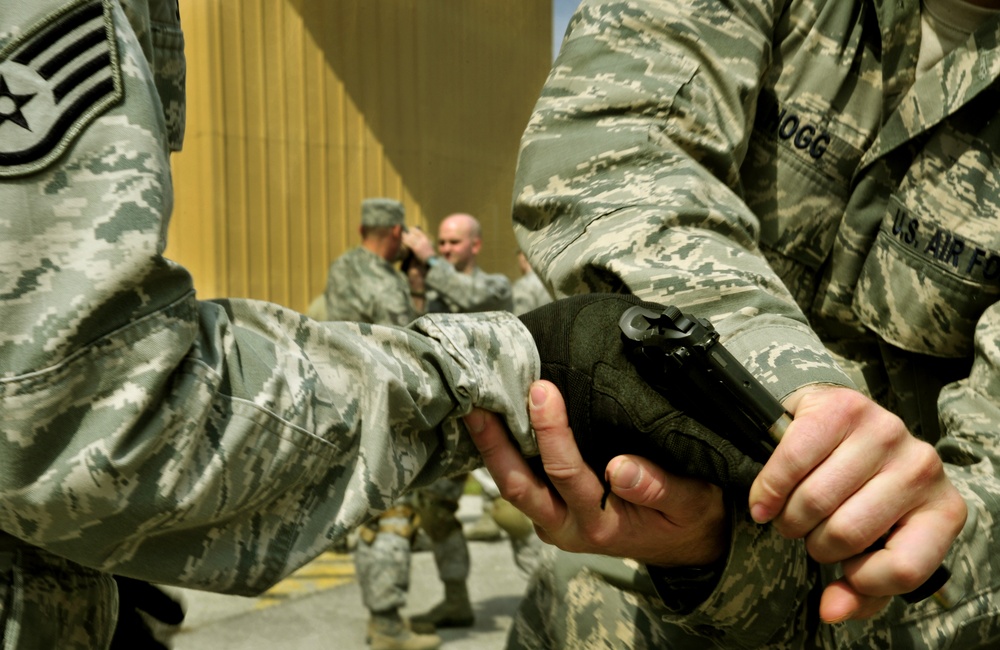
[324,198,417,327]
[324,199,440,650]
[400,215,514,630]
[403,213,513,315]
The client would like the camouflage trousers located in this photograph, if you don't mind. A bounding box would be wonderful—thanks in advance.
[413,474,469,583]
[354,474,470,613]
[506,547,703,650]
[354,502,418,613]
[0,533,118,650]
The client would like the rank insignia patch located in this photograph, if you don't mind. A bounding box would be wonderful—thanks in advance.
[0,0,122,177]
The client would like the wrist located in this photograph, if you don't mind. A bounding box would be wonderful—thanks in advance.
[782,382,851,414]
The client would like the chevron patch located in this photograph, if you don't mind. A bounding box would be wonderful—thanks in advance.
[0,0,122,177]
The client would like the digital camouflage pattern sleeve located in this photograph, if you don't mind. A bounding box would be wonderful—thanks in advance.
[512,0,852,403]
[511,0,1000,647]
[0,3,539,647]
[512,3,850,643]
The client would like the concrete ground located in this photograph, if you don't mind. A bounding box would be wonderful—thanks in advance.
[165,495,531,650]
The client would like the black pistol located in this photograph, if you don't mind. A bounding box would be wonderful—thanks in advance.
[618,304,959,608]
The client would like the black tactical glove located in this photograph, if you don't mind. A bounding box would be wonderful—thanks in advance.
[518,293,764,490]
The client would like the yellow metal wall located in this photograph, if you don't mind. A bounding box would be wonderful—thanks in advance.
[168,0,552,312]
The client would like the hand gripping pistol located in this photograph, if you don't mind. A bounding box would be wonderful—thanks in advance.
[618,304,958,607]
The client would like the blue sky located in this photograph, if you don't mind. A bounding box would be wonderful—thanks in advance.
[553,0,579,57]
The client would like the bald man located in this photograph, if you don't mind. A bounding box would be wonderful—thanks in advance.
[403,213,513,314]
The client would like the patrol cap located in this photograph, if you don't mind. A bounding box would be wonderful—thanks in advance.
[361,198,406,229]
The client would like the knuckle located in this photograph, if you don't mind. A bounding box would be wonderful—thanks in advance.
[799,488,837,522]
[579,522,617,549]
[803,537,833,563]
[890,554,932,593]
[859,410,906,454]
[910,442,944,480]
[944,491,969,532]
[634,476,670,506]
[795,485,839,522]
[830,523,869,557]
[833,389,867,418]
[499,482,531,505]
[804,521,868,564]
[866,424,897,454]
[542,460,580,484]
[755,473,790,508]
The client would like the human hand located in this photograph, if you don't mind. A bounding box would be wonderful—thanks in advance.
[749,385,967,623]
[401,227,436,263]
[465,380,728,567]
[404,257,427,292]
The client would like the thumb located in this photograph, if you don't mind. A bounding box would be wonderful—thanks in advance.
[606,455,669,509]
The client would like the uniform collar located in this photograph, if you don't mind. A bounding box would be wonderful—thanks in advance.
[859,0,1000,170]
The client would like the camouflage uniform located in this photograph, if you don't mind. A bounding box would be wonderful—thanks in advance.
[425,263,514,314]
[409,255,514,625]
[325,246,417,327]
[511,0,1000,647]
[511,270,553,316]
[411,472,470,584]
[0,2,539,648]
[323,219,424,620]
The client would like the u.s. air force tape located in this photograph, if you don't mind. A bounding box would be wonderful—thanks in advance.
[0,0,122,177]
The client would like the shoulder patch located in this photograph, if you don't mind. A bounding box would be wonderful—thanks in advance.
[0,0,121,177]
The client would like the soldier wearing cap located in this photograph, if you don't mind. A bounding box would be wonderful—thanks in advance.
[323,199,440,649]
[324,198,418,328]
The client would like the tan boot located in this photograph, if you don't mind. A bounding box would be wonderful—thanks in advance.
[368,611,441,650]
[409,580,474,629]
[406,618,437,635]
[365,617,436,643]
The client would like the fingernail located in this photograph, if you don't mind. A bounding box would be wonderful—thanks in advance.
[750,503,771,524]
[609,459,641,489]
[464,410,486,435]
[529,383,547,408]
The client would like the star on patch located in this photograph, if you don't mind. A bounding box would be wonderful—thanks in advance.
[0,74,37,131]
[0,0,122,178]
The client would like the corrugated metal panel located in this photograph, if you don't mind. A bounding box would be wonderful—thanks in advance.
[167,0,552,313]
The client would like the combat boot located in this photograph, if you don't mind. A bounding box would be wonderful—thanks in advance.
[368,610,441,650]
[365,617,437,643]
[409,580,474,629]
